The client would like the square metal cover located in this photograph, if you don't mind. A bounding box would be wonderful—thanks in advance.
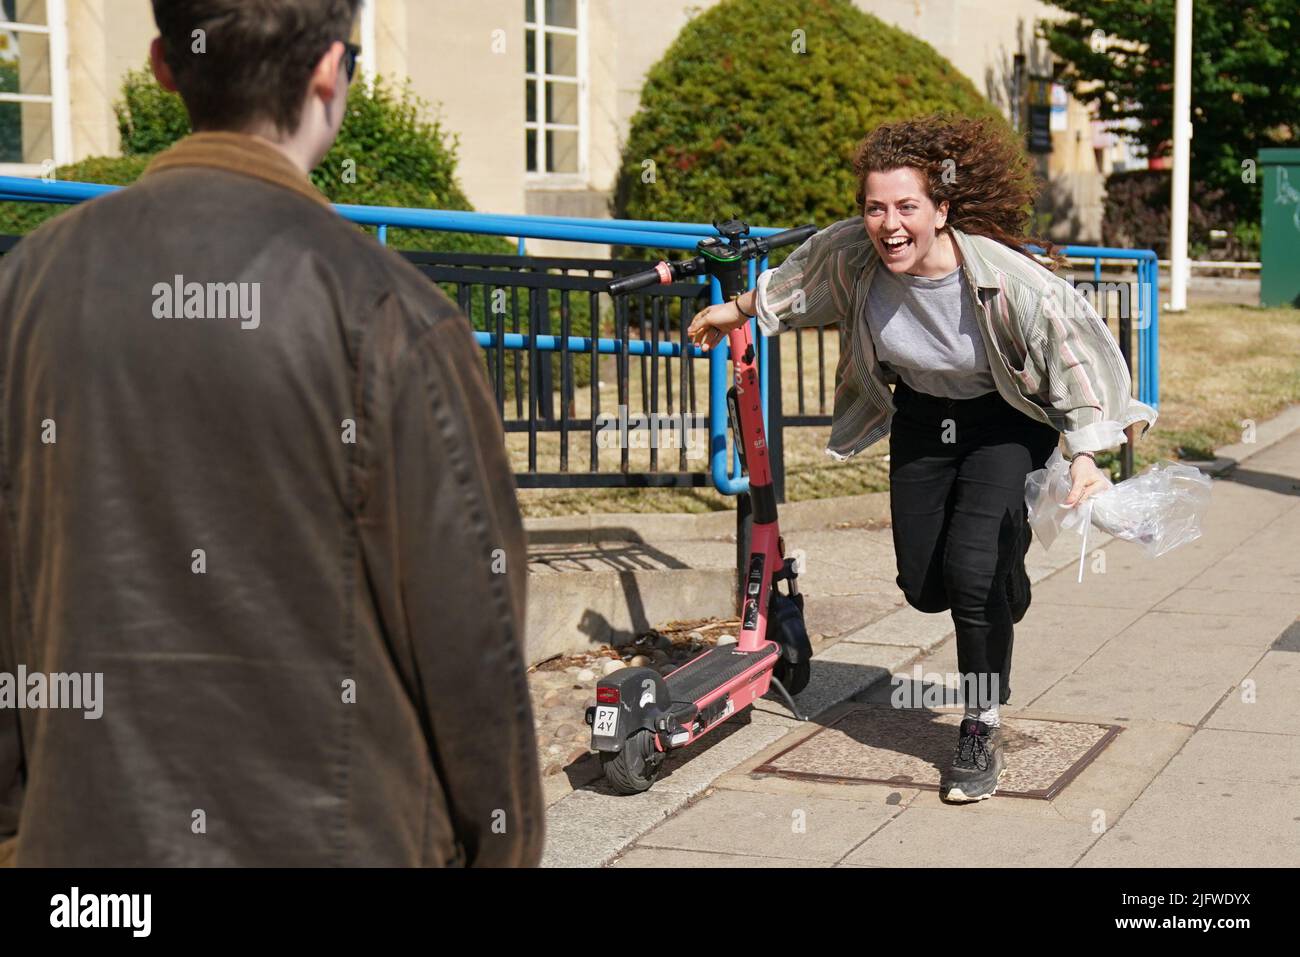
[754,705,1122,800]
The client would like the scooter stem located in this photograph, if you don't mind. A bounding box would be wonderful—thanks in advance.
[726,322,776,512]
[727,321,781,654]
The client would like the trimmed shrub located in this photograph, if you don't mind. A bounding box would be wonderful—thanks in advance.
[614,0,1006,242]
[115,66,190,156]
[313,76,509,257]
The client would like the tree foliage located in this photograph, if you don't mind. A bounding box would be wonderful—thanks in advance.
[1042,0,1299,214]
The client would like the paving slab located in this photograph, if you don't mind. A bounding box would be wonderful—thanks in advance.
[632,788,902,864]
[1153,587,1300,618]
[1158,727,1300,789]
[1015,717,1194,827]
[1029,639,1263,725]
[1203,650,1300,736]
[534,592,922,858]
[1076,771,1300,867]
[1210,403,1300,467]
[713,707,921,797]
[1110,606,1295,651]
[1185,558,1300,595]
[841,803,1099,867]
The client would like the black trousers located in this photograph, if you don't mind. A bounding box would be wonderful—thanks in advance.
[888,379,1060,707]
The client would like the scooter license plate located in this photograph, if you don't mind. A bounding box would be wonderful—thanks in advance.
[592,705,619,738]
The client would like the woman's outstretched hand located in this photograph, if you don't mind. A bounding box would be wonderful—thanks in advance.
[687,301,750,351]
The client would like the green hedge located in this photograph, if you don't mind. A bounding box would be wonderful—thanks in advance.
[0,62,22,162]
[0,68,511,260]
[0,154,153,234]
[613,0,1005,245]
[114,66,190,156]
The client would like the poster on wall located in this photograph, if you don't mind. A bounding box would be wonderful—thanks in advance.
[1050,83,1069,131]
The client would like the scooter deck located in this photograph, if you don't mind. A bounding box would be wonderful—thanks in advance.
[666,643,779,705]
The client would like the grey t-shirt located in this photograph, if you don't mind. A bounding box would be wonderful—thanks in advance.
[864,265,998,400]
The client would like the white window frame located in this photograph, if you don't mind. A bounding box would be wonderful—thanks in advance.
[0,0,71,177]
[524,0,587,186]
[358,0,376,89]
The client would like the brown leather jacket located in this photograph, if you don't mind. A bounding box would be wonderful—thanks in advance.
[0,133,543,866]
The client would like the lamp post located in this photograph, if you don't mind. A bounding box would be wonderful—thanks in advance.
[1168,0,1193,311]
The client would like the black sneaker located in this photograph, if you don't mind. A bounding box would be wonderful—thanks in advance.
[940,718,1005,802]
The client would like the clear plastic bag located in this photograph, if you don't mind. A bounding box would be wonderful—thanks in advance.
[1024,445,1213,582]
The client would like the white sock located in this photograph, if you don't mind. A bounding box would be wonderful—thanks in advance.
[963,703,1000,728]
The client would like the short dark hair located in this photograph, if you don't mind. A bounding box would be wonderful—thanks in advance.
[151,0,362,134]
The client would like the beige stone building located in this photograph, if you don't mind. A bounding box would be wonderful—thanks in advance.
[1,0,1140,241]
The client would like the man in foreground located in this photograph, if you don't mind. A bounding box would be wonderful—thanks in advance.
[0,0,542,866]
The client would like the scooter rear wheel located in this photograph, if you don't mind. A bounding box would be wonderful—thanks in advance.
[601,729,663,794]
[773,657,811,695]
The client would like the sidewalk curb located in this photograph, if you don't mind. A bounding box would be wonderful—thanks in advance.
[1177,402,1300,477]
[525,566,733,664]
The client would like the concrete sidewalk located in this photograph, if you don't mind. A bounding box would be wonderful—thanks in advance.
[541,411,1300,868]
[604,425,1300,868]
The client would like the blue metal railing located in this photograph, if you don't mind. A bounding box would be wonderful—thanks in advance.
[1056,245,1160,410]
[0,175,1162,492]
[0,175,772,495]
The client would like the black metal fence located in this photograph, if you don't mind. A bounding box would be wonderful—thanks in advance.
[401,250,717,488]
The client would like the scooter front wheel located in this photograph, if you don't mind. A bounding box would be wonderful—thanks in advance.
[600,729,663,794]
[773,657,811,695]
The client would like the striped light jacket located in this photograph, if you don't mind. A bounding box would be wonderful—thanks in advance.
[753,218,1158,460]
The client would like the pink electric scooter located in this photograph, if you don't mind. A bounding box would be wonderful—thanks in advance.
[585,220,816,794]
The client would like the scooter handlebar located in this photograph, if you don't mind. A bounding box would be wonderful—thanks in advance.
[604,223,818,296]
[755,224,817,253]
[608,261,675,296]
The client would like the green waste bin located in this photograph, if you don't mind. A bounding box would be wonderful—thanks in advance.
[1259,149,1300,307]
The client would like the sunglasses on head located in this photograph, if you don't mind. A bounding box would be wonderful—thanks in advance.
[341,41,361,82]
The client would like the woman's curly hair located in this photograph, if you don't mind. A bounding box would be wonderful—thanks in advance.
[852,113,1063,268]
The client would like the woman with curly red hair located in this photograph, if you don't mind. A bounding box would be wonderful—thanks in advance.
[688,113,1155,802]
